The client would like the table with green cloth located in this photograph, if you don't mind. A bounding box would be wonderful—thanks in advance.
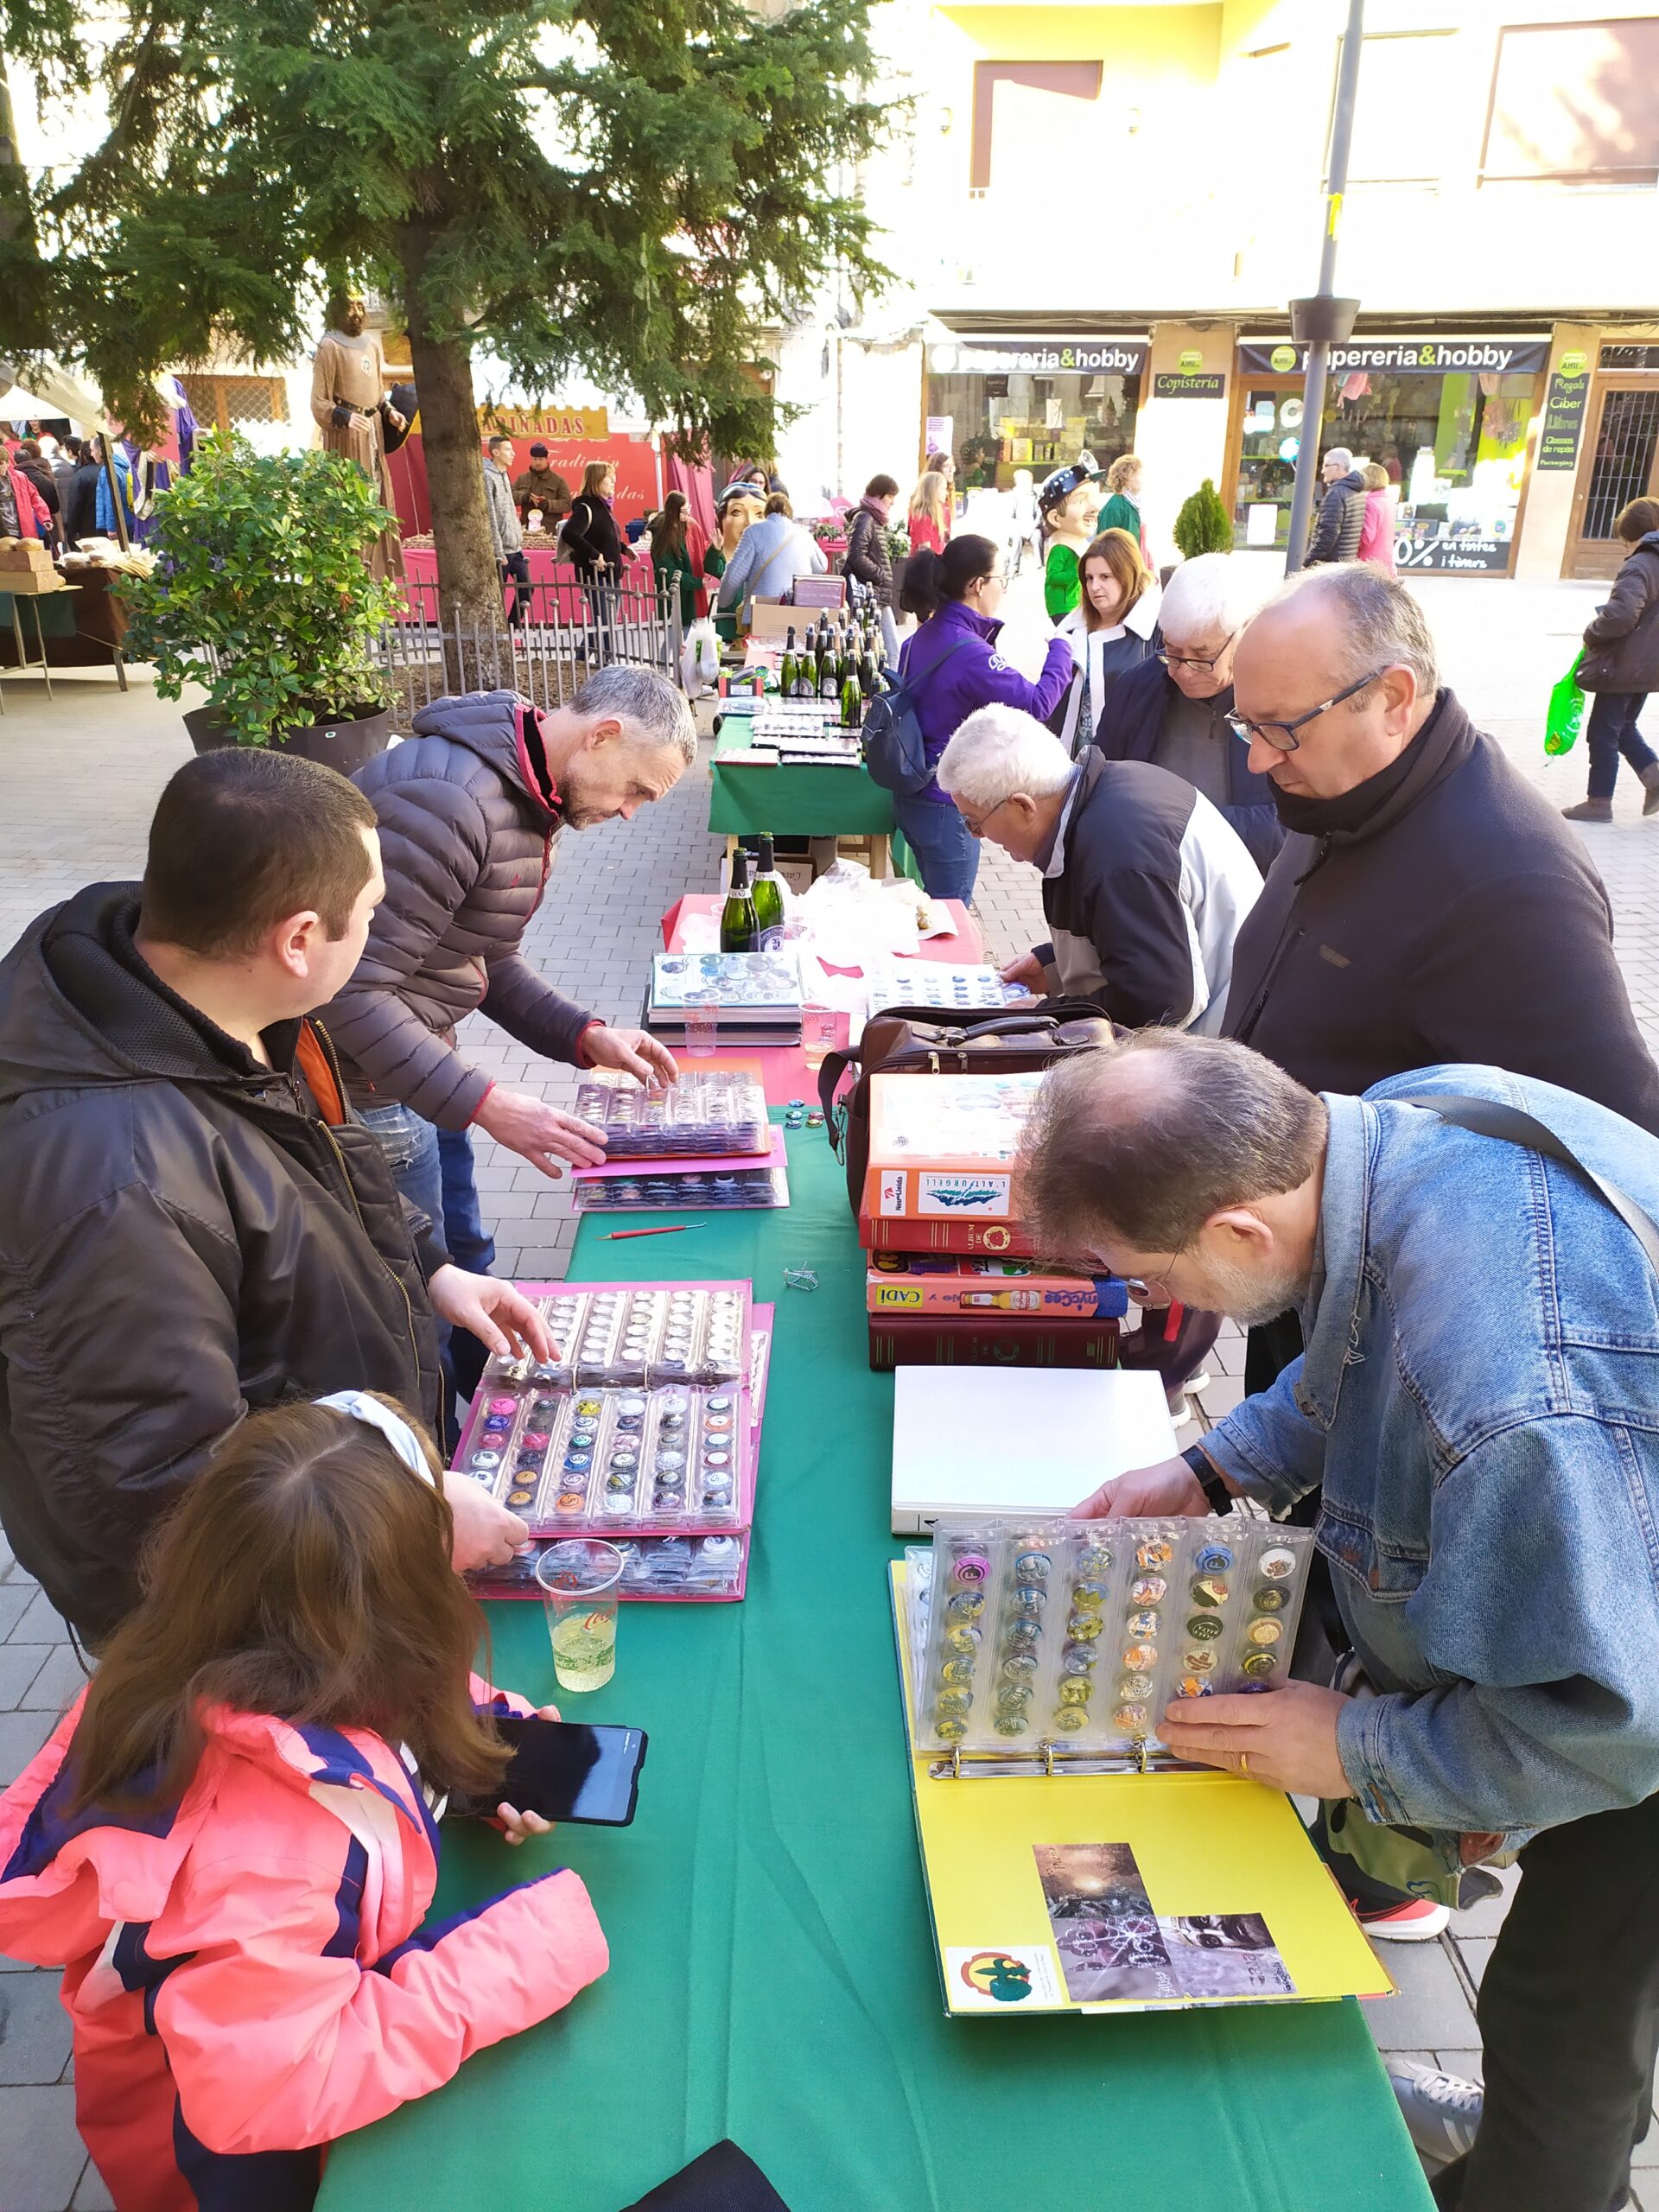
[708,723,921,883]
[318,1126,1431,2212]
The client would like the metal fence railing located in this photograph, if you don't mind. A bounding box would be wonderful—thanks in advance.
[375,570,683,720]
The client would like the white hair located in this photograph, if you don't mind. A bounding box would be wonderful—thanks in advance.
[936,705,1076,813]
[1158,552,1268,647]
[1324,446,1355,473]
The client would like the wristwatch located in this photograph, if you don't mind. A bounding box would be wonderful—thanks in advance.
[1181,1442,1234,1516]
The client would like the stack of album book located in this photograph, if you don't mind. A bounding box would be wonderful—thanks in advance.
[860,1071,1126,1370]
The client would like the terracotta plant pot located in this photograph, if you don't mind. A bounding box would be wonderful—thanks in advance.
[183,703,394,778]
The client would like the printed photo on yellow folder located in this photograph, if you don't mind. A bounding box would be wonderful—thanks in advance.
[892,1560,1392,2018]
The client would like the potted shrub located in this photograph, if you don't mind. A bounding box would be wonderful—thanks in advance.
[118,432,403,771]
[1172,478,1236,560]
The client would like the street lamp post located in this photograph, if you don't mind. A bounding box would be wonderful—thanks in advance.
[1283,0,1366,575]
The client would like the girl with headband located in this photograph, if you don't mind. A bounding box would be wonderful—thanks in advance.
[0,1395,607,2212]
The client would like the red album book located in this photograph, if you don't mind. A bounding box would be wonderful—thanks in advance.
[868,1313,1122,1371]
[858,1211,1043,1258]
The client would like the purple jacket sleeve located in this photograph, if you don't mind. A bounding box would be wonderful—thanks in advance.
[981,634,1076,721]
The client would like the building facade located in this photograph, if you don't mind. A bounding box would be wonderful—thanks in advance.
[773,0,1659,580]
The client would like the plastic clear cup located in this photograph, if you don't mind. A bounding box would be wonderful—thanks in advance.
[803,1007,839,1071]
[683,986,719,1058]
[536,1539,625,1692]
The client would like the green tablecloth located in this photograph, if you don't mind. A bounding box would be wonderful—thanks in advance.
[318,1128,1431,2212]
[708,722,897,838]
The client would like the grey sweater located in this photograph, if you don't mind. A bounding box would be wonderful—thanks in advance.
[321,692,594,1127]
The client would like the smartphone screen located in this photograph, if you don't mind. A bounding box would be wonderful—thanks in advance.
[457,1716,648,1827]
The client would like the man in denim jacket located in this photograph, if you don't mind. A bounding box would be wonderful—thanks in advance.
[1017,1030,1659,2212]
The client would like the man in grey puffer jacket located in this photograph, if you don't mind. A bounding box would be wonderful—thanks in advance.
[322,669,696,1382]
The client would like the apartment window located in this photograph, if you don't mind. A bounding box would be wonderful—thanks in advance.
[1330,31,1459,186]
[969,62,1102,193]
[1481,19,1659,184]
[179,375,289,437]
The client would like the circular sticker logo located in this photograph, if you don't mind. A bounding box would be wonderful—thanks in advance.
[1271,344,1299,372]
[1179,347,1204,374]
[959,1950,1036,2003]
[1557,350,1587,379]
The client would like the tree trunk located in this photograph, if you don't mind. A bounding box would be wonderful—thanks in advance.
[399,224,500,657]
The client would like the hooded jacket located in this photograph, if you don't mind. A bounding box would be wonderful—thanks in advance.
[322,693,596,1128]
[1580,531,1659,695]
[0,1681,607,2212]
[1224,688,1659,1132]
[481,457,523,560]
[1306,470,1367,564]
[0,887,444,1641]
[1092,653,1285,873]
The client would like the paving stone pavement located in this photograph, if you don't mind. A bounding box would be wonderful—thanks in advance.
[0,571,1654,2204]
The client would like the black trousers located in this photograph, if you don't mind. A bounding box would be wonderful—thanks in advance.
[499,549,531,626]
[1431,1788,1659,2212]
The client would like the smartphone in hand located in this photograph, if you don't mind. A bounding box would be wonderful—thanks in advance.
[451,1716,648,1827]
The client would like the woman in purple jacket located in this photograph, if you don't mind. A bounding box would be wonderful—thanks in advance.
[894,537,1073,899]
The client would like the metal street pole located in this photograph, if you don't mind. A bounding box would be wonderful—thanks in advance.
[1283,0,1366,575]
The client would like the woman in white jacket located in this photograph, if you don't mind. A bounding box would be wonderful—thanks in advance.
[1053,526,1161,756]
[715,492,826,621]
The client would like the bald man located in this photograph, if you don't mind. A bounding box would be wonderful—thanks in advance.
[1223,564,1659,1142]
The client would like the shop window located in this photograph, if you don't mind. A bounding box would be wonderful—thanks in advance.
[1233,368,1538,571]
[178,375,289,438]
[1481,21,1659,185]
[925,366,1138,492]
[969,62,1102,194]
[1329,30,1459,186]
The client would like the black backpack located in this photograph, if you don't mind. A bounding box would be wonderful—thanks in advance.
[861,635,976,797]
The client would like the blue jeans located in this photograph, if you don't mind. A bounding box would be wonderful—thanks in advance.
[893,790,981,901]
[1586,690,1655,799]
[359,1104,496,1434]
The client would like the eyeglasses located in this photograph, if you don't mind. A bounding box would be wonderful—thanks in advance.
[1156,632,1236,672]
[1123,1247,1185,1307]
[958,795,1010,839]
[1225,668,1391,753]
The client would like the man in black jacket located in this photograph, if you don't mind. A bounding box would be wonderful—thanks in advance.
[1305,448,1367,565]
[0,750,550,1643]
[1224,564,1659,1138]
[938,704,1262,1033]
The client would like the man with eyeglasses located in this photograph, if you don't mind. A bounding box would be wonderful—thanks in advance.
[1223,563,1658,1142]
[1220,561,1659,1956]
[1090,553,1283,872]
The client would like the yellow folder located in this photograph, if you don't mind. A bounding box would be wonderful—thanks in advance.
[892,1563,1394,2018]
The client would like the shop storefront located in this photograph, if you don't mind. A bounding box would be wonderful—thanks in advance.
[923,334,1147,490]
[1227,335,1551,575]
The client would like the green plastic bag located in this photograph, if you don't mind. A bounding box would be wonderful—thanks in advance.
[1545,650,1586,756]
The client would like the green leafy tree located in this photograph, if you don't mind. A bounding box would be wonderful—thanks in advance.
[1172,478,1235,560]
[0,0,889,627]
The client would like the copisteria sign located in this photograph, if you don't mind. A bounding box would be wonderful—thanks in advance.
[928,336,1149,378]
[1238,337,1550,378]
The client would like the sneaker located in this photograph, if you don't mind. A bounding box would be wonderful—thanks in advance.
[1357,1896,1452,1942]
[1388,2063,1482,2163]
[1641,762,1659,817]
[1562,798,1614,823]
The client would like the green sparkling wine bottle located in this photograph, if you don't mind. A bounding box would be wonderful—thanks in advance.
[720,846,760,954]
[841,670,862,729]
[752,835,786,950]
[779,627,797,704]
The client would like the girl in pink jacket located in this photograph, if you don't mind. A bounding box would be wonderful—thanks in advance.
[0,1395,608,2212]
